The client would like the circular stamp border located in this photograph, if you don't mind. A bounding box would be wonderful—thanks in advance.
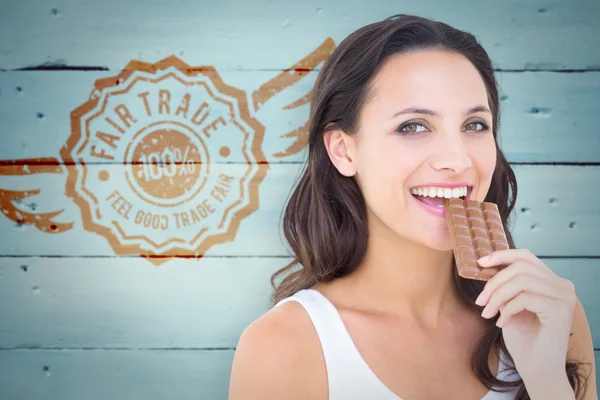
[61,57,268,262]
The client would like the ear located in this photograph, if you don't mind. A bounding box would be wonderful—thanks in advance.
[323,125,357,177]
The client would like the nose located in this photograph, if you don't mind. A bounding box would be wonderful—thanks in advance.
[429,132,472,174]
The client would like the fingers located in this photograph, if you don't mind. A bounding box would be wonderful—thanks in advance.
[479,272,563,320]
[473,248,577,328]
[483,247,554,268]
[495,292,567,328]
[495,292,545,327]
[477,248,536,266]
[478,248,550,271]
[475,259,557,307]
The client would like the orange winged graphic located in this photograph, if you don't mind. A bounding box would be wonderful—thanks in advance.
[0,38,336,259]
[252,38,335,158]
[0,157,73,233]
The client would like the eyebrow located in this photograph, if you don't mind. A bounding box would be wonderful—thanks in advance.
[388,105,492,120]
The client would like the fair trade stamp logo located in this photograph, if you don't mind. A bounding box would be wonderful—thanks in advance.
[63,60,265,261]
[0,39,336,264]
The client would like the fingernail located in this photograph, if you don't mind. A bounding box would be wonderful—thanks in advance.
[496,316,504,327]
[478,256,490,265]
[481,306,492,318]
[475,292,485,306]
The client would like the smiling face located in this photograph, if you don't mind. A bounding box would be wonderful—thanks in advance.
[335,50,498,251]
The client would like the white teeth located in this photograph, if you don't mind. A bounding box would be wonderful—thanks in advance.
[409,185,469,199]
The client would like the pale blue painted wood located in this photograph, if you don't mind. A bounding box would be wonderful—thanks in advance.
[0,349,596,400]
[0,257,597,348]
[0,69,315,164]
[0,0,599,71]
[0,257,278,348]
[0,255,598,397]
[549,259,600,348]
[0,349,234,400]
[497,72,600,163]
[509,165,600,256]
[0,164,598,256]
[1,71,599,163]
[0,1,598,399]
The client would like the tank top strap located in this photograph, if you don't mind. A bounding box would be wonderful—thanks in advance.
[274,288,382,398]
[274,288,520,400]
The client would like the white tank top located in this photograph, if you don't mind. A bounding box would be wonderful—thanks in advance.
[275,288,521,400]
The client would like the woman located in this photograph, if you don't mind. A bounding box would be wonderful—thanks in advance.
[229,14,596,400]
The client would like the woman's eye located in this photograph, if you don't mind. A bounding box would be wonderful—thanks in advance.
[464,122,489,132]
[396,122,427,135]
[396,121,490,136]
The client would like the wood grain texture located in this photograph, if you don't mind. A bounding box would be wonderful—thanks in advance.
[1,71,599,163]
[0,257,280,349]
[0,0,598,398]
[0,349,597,400]
[496,71,600,163]
[0,164,598,256]
[0,0,599,71]
[0,349,235,400]
[0,257,597,348]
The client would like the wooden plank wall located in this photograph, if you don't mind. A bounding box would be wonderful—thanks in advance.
[0,0,599,398]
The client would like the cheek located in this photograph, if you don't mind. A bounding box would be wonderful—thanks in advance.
[355,141,410,200]
[471,138,497,187]
[368,141,418,184]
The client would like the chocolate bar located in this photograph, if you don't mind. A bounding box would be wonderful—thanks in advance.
[444,198,509,281]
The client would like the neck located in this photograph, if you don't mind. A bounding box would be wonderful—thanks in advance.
[341,212,464,329]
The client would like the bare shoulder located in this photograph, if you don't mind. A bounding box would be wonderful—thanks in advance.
[228,299,327,400]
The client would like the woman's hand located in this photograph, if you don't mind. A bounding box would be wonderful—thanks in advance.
[474,248,577,382]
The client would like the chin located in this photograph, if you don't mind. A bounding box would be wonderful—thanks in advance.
[421,241,453,252]
[416,232,454,252]
[385,218,454,252]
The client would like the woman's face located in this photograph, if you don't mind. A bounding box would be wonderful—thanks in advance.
[340,50,497,251]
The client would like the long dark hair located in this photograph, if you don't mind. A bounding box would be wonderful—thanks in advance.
[270,14,591,399]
